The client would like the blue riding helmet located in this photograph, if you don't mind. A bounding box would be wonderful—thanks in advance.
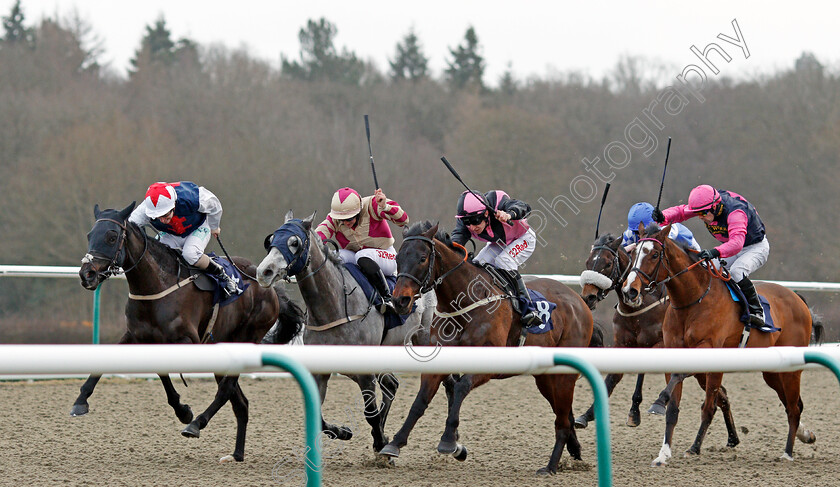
[627,202,655,231]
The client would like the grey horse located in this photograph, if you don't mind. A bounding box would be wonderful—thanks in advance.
[256,210,435,453]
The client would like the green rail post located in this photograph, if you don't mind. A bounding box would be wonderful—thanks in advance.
[262,352,322,487]
[92,285,101,344]
[803,350,840,385]
[554,353,612,487]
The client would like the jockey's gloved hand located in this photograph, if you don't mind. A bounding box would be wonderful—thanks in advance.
[651,208,665,223]
[698,248,720,261]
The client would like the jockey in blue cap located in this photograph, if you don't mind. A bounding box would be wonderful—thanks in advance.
[623,202,700,252]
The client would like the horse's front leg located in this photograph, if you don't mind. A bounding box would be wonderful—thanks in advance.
[437,373,491,460]
[686,372,723,456]
[349,374,389,453]
[160,374,193,424]
[575,373,624,429]
[181,374,236,440]
[315,373,353,441]
[695,374,740,448]
[648,372,692,415]
[652,378,684,466]
[70,331,133,417]
[379,373,447,459]
[376,373,400,434]
[627,374,645,427]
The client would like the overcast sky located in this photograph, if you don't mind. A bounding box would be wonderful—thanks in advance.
[5,0,839,85]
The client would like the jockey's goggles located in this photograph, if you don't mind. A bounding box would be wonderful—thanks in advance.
[461,214,486,226]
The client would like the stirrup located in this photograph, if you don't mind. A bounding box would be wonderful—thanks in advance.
[521,311,542,328]
[378,297,396,315]
[750,312,771,332]
[223,277,242,296]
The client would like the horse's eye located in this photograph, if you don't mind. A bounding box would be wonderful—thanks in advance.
[651,251,659,258]
[106,231,118,245]
[419,255,427,263]
[287,236,299,250]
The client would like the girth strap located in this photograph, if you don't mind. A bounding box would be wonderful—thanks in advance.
[128,275,199,300]
[433,294,510,319]
[306,314,366,332]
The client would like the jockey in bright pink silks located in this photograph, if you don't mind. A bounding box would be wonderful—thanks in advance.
[652,184,769,330]
[315,187,409,311]
[451,189,542,327]
[128,181,241,295]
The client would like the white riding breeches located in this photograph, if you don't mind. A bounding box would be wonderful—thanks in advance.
[157,220,212,265]
[474,228,536,271]
[339,246,398,276]
[724,237,769,282]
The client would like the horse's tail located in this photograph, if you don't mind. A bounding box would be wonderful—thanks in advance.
[267,285,306,345]
[588,320,607,348]
[795,291,825,346]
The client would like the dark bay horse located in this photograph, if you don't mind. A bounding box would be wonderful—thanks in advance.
[379,221,593,475]
[77,203,305,462]
[622,224,821,465]
[576,233,667,429]
[255,211,436,454]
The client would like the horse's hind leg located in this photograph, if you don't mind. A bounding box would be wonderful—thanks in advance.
[763,371,805,460]
[575,373,624,429]
[649,373,691,415]
[699,375,739,448]
[628,374,645,427]
[350,374,389,452]
[160,374,193,424]
[221,379,249,463]
[181,374,234,439]
[686,372,723,456]
[534,374,578,475]
[379,374,447,459]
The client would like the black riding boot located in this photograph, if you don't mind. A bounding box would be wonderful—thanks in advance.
[736,277,767,330]
[207,260,242,296]
[510,270,542,328]
[358,257,395,314]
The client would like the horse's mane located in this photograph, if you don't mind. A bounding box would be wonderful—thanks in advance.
[593,233,618,246]
[320,240,343,264]
[404,220,455,249]
[643,223,700,263]
[125,221,184,275]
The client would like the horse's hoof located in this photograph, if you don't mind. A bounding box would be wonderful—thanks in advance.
[796,425,816,444]
[651,459,668,467]
[536,466,556,475]
[437,440,457,455]
[779,453,794,461]
[177,407,194,425]
[626,411,641,427]
[648,403,666,416]
[683,449,700,458]
[181,423,200,438]
[453,444,468,462]
[70,404,89,417]
[219,454,243,463]
[336,426,353,441]
[378,444,400,458]
[574,416,589,429]
[726,438,740,448]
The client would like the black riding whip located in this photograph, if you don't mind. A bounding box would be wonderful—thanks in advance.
[655,137,672,211]
[215,235,256,281]
[364,115,380,190]
[440,156,512,226]
[594,183,611,239]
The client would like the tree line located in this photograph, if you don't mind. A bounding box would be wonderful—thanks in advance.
[1,1,838,342]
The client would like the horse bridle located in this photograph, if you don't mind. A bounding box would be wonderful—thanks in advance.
[630,237,711,310]
[589,244,631,302]
[82,218,147,279]
[397,235,467,296]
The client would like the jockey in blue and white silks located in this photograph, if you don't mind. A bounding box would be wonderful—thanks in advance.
[622,202,700,252]
[129,181,241,295]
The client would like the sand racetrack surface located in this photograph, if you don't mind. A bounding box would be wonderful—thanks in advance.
[2,368,840,486]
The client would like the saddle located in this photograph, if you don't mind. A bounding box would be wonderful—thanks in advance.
[343,263,415,331]
[479,263,555,335]
[724,279,780,333]
[175,251,248,307]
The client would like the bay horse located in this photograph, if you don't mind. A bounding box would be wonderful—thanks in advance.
[379,221,594,475]
[77,202,305,462]
[575,234,740,442]
[255,210,436,454]
[622,223,822,465]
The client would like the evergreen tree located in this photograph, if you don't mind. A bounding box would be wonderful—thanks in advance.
[498,62,517,95]
[129,16,199,78]
[281,18,365,85]
[389,29,428,82]
[1,0,34,47]
[445,26,485,90]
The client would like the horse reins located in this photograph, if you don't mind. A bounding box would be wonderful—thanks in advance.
[397,236,469,296]
[83,217,148,279]
[588,244,632,302]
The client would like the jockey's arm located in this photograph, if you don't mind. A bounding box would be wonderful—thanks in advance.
[715,210,749,258]
[315,218,336,242]
[197,187,223,230]
[451,220,471,246]
[497,194,531,220]
[128,201,151,227]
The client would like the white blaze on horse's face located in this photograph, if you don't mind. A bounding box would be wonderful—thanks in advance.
[622,240,655,305]
[256,248,289,287]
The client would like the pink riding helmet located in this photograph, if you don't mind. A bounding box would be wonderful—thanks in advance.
[457,190,487,217]
[687,184,721,212]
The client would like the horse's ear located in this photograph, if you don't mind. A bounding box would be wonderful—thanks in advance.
[659,224,672,240]
[284,209,294,223]
[118,201,136,221]
[93,204,101,219]
[302,211,317,229]
[637,222,645,238]
[609,235,622,250]
[426,221,439,238]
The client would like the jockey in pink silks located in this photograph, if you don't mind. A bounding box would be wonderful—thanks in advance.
[652,184,769,330]
[315,187,409,312]
[451,190,542,327]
